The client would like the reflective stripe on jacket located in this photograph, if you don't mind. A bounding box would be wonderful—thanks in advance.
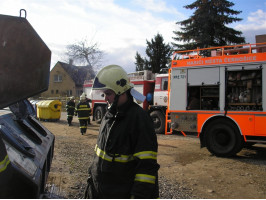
[66,101,75,116]
[0,135,10,174]
[89,99,160,199]
[75,101,91,119]
[0,155,10,173]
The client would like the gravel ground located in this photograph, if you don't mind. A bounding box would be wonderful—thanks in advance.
[43,112,266,199]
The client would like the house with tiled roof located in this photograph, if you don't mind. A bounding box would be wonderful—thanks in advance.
[41,61,95,98]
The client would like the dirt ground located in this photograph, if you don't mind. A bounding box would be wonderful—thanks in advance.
[42,112,266,199]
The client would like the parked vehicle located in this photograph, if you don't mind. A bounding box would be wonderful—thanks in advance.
[166,42,266,157]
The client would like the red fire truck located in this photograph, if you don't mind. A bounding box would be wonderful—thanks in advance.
[83,70,168,134]
[166,42,266,157]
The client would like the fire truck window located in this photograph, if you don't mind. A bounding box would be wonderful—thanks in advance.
[162,78,168,90]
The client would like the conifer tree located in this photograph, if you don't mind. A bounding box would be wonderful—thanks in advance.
[135,33,172,73]
[172,0,245,50]
[135,52,148,71]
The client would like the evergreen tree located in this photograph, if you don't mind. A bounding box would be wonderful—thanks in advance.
[172,0,245,50]
[135,52,148,71]
[135,33,172,73]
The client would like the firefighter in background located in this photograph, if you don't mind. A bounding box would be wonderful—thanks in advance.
[84,94,92,125]
[75,93,91,135]
[84,65,160,199]
[66,96,75,126]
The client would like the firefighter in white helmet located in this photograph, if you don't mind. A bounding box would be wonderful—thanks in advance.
[75,93,91,135]
[84,65,159,198]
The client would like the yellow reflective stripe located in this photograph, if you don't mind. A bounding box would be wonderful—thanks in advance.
[134,151,157,160]
[80,126,87,128]
[134,174,156,184]
[94,145,134,163]
[77,108,91,111]
[78,117,89,120]
[0,155,10,173]
[67,115,73,117]
[80,105,89,108]
[67,106,75,108]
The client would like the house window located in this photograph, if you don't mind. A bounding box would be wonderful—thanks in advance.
[56,90,59,94]
[67,90,72,96]
[51,90,54,94]
[54,74,62,82]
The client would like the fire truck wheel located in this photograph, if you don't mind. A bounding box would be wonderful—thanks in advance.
[94,106,104,124]
[205,119,244,157]
[150,110,165,134]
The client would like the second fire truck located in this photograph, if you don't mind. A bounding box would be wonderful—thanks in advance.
[166,42,266,157]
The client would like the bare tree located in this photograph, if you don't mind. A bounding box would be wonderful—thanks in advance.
[65,38,104,72]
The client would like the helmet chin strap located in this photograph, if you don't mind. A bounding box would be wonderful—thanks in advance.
[109,94,120,115]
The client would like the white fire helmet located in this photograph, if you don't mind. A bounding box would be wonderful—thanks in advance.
[92,65,146,103]
[92,65,132,95]
[80,93,86,101]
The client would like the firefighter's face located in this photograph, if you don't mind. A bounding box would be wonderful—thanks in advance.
[103,89,116,105]
[103,89,127,106]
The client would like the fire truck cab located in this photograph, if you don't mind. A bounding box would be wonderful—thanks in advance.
[167,43,266,157]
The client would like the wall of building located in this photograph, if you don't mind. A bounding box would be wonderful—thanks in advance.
[256,34,266,43]
[256,34,266,53]
[41,63,77,98]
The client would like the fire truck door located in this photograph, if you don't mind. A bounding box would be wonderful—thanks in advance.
[169,68,187,110]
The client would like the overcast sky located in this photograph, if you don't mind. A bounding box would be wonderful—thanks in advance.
[1,0,266,73]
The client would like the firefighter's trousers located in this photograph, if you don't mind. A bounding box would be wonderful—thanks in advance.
[67,115,73,125]
[79,119,88,134]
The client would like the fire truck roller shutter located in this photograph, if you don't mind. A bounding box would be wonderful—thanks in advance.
[187,67,220,86]
[204,118,244,157]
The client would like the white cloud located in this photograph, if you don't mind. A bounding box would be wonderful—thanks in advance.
[0,0,183,73]
[134,0,184,17]
[236,9,266,31]
[235,9,266,43]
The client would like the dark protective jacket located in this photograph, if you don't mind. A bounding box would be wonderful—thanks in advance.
[66,100,75,117]
[88,99,160,199]
[75,101,91,120]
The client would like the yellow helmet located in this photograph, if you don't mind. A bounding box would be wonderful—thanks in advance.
[92,65,132,95]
